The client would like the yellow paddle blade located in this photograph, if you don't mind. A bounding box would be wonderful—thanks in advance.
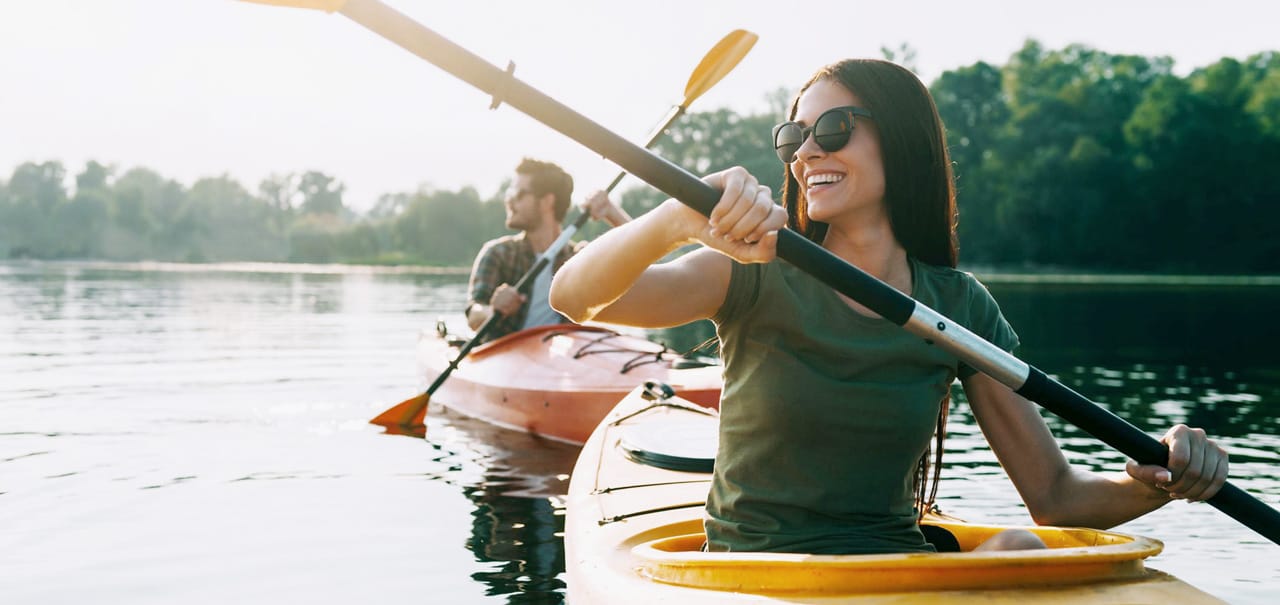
[237,0,347,12]
[681,29,757,106]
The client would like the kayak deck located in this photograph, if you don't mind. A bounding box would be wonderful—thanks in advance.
[565,384,1226,604]
[419,324,722,444]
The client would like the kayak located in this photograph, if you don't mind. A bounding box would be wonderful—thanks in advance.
[564,383,1226,604]
[417,323,722,445]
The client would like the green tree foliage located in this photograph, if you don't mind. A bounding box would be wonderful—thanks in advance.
[3,42,1278,272]
[3,161,71,258]
[1122,55,1280,271]
[297,170,347,217]
[932,61,1012,262]
[932,42,1280,272]
[386,187,505,266]
[651,107,785,194]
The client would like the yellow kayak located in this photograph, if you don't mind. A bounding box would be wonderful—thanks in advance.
[564,382,1226,604]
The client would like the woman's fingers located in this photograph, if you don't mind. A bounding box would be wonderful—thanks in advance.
[707,170,779,240]
[706,167,753,233]
[1165,425,1204,491]
[1126,424,1229,502]
[1171,429,1228,502]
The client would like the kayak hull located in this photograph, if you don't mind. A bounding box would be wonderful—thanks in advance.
[564,386,1225,604]
[418,324,722,445]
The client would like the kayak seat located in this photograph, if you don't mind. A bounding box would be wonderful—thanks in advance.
[920,523,961,552]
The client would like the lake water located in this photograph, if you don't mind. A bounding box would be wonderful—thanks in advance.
[1,261,1276,604]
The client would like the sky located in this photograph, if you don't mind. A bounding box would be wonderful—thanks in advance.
[2,0,1278,213]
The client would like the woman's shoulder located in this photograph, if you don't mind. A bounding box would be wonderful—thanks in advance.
[912,258,979,286]
[911,259,997,307]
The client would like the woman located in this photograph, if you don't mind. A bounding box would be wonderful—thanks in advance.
[549,59,1228,554]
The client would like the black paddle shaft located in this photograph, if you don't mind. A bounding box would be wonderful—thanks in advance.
[339,0,1280,545]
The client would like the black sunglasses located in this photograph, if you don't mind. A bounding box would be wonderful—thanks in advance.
[772,105,874,163]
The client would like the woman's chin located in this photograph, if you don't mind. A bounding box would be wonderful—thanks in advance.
[805,204,838,224]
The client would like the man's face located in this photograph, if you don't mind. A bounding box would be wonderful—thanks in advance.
[505,174,545,232]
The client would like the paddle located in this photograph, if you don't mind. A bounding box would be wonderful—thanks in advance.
[363,24,756,433]
[239,0,1280,545]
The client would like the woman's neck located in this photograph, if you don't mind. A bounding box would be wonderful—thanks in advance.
[821,219,912,317]
[822,222,909,286]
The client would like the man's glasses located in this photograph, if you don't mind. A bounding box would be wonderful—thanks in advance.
[508,187,537,201]
[772,106,874,164]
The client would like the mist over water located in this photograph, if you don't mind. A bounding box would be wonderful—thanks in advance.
[1,261,1276,604]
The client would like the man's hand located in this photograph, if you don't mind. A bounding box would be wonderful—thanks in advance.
[490,283,527,317]
[583,190,631,227]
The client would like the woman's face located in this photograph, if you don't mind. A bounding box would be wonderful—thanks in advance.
[788,79,886,226]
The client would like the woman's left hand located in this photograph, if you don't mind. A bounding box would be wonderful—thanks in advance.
[1126,424,1229,502]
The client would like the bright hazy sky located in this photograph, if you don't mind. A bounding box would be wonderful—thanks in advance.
[2,0,1277,212]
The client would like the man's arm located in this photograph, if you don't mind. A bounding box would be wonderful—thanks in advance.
[583,190,631,228]
[466,241,503,331]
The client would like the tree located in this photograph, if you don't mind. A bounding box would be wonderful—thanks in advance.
[185,175,288,262]
[59,162,115,257]
[297,171,346,217]
[985,42,1172,268]
[258,172,301,233]
[931,61,1012,263]
[4,161,69,257]
[105,167,188,260]
[652,107,785,194]
[1125,57,1280,272]
[388,186,503,265]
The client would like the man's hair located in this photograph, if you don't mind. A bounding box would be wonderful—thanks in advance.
[516,157,574,221]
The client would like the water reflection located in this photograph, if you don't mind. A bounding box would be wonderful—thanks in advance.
[987,281,1280,367]
[425,408,579,604]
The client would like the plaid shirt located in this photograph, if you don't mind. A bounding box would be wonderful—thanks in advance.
[467,232,585,343]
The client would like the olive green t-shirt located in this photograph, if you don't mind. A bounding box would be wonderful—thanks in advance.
[706,257,1019,554]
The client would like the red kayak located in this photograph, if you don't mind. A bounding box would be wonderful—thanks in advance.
[417,323,723,445]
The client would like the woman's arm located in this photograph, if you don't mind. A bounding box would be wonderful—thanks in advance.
[961,371,1228,528]
[551,167,785,328]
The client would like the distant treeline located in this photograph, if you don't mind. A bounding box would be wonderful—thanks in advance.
[3,41,1278,273]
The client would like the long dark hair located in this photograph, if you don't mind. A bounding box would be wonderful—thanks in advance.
[779,59,958,269]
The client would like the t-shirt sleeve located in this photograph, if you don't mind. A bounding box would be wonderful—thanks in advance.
[958,275,1020,379]
[711,261,762,327]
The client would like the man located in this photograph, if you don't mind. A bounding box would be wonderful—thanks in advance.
[465,157,629,342]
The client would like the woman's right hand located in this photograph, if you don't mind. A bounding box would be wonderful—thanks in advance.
[669,166,786,264]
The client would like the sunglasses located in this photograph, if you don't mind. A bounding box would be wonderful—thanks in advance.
[508,187,537,200]
[772,105,874,163]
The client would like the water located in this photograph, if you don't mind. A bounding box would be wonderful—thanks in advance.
[0,261,1276,604]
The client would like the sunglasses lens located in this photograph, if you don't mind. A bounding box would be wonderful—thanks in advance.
[774,123,804,163]
[813,109,853,152]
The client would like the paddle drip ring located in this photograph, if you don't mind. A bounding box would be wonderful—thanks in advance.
[489,60,516,110]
